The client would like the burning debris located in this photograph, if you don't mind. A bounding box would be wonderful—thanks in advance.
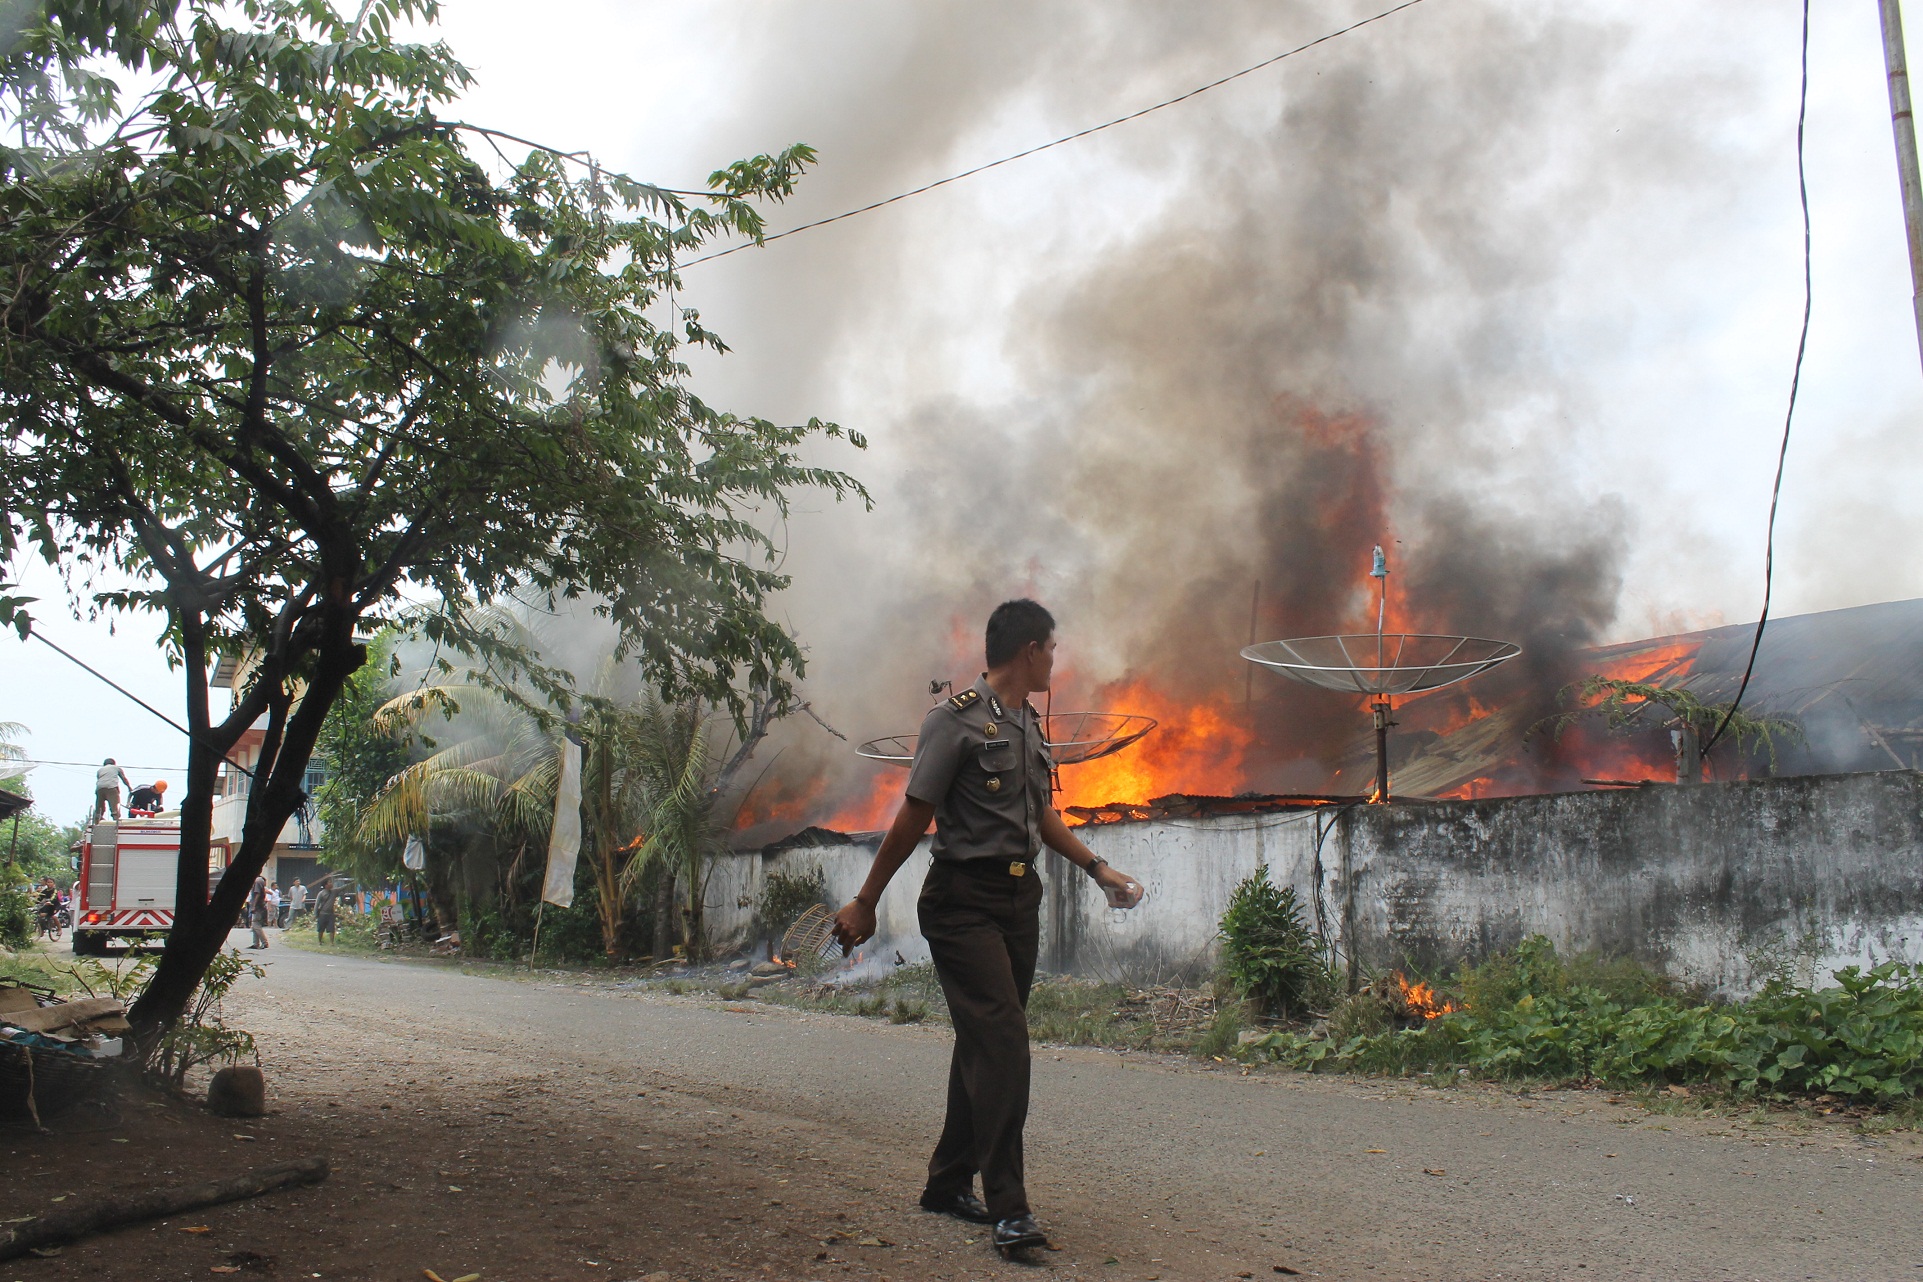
[1063,792,1349,826]
[1384,973,1458,1022]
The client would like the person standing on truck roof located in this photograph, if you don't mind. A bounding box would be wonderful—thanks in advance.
[248,875,270,949]
[93,759,132,822]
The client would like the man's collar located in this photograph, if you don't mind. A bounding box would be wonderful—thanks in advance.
[972,674,1009,721]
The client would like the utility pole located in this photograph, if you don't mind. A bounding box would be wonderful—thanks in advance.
[1880,0,1923,372]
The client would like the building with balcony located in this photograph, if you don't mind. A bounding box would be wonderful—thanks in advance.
[210,655,331,891]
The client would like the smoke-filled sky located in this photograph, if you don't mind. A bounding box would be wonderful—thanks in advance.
[9,0,1922,823]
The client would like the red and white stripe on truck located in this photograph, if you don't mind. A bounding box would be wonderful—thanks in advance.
[73,818,183,955]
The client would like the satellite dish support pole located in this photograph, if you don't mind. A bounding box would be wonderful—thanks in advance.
[1370,545,1392,801]
[1372,698,1394,803]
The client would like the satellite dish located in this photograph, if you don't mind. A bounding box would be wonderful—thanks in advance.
[1244,633,1520,802]
[856,712,1158,768]
[1240,634,1521,696]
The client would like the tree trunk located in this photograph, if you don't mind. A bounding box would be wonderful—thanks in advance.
[130,625,366,1037]
[0,1158,329,1260]
[651,862,675,959]
[590,728,626,962]
[682,865,706,962]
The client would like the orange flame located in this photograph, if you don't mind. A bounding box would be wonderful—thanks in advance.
[1392,971,1458,1019]
[1053,680,1256,815]
[821,773,900,832]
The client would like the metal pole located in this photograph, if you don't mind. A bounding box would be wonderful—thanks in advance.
[1372,699,1392,802]
[1880,0,1923,372]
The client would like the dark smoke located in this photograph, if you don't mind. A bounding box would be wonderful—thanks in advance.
[677,1,1753,830]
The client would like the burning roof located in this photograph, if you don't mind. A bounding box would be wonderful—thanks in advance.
[1388,597,1923,797]
[1063,792,1357,826]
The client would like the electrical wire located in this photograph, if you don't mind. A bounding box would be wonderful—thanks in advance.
[11,759,189,773]
[1702,0,1812,758]
[25,628,255,777]
[682,0,1435,267]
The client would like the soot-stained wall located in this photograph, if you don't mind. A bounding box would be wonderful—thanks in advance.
[713,770,1923,994]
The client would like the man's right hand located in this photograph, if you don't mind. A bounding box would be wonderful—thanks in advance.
[831,899,876,954]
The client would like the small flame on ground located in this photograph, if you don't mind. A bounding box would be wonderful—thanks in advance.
[1392,971,1458,1019]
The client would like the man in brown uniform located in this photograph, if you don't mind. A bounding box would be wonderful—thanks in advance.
[832,599,1144,1257]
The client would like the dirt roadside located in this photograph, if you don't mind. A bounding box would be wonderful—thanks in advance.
[6,938,1923,1281]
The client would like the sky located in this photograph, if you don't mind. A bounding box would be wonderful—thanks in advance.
[5,0,1921,824]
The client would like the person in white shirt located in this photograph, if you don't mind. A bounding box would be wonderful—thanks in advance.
[94,759,133,822]
[288,879,307,923]
[266,883,282,930]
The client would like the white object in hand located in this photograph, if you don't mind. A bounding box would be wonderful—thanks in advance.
[1103,879,1143,910]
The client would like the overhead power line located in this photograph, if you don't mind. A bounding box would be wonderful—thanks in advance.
[1703,0,1813,758]
[683,0,1436,267]
[12,759,191,773]
[26,628,255,777]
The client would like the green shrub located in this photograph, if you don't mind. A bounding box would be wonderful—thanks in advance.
[146,948,264,1088]
[758,865,829,941]
[1252,936,1923,1103]
[1192,1002,1251,1059]
[0,883,30,950]
[1218,865,1333,1020]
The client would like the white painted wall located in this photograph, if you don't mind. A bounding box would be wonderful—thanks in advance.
[709,772,1923,996]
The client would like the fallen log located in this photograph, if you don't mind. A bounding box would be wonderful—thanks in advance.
[0,1157,328,1260]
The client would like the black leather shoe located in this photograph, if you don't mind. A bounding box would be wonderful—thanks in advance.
[991,1213,1048,1256]
[919,1188,993,1223]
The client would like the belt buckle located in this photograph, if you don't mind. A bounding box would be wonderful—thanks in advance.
[1008,861,1027,878]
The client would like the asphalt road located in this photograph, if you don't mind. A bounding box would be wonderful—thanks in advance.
[232,941,1923,1281]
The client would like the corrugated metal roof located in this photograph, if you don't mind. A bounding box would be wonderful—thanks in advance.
[1389,597,1923,797]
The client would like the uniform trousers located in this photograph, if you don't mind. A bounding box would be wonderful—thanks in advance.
[917,858,1044,1219]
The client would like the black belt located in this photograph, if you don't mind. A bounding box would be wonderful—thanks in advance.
[944,857,1032,878]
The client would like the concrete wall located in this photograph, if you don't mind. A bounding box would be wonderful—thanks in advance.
[706,771,1923,995]
[1339,770,1923,995]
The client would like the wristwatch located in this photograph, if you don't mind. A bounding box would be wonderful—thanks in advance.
[1084,857,1108,880]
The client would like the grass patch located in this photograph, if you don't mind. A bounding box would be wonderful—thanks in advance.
[1251,936,1923,1112]
[279,911,384,955]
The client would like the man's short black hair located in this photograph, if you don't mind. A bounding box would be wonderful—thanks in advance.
[985,599,1055,669]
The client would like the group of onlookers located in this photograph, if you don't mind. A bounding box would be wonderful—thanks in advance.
[243,875,340,948]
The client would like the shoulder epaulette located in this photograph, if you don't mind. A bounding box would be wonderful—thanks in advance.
[947,689,981,713]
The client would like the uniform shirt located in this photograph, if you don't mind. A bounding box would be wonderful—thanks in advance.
[906,675,1054,864]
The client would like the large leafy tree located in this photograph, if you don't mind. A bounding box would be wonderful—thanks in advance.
[0,1,863,1032]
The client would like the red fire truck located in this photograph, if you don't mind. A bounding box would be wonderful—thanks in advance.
[72,817,193,955]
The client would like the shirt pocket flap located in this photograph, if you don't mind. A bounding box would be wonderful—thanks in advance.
[977,739,1017,772]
